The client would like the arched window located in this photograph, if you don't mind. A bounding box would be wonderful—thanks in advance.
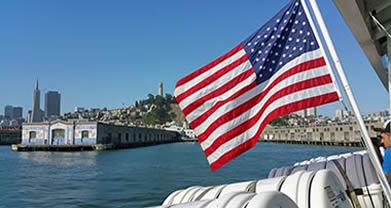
[81,131,89,138]
[29,131,36,143]
[81,130,89,143]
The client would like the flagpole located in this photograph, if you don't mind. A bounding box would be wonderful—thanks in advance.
[304,0,391,204]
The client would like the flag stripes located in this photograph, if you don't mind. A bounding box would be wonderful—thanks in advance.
[174,0,341,171]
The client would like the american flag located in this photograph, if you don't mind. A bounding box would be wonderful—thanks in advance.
[174,0,341,171]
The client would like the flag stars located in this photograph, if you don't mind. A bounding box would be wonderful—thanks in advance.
[247,43,252,46]
[295,2,299,6]
[276,19,280,23]
[267,27,270,31]
[258,50,262,54]
[298,12,302,16]
[295,20,299,25]
[264,35,268,38]
[302,21,306,26]
[279,62,283,65]
[310,41,314,45]
[292,29,296,33]
[299,30,303,34]
[251,48,255,52]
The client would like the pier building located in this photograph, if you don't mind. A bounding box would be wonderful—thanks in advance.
[260,120,382,146]
[0,127,21,145]
[21,120,179,147]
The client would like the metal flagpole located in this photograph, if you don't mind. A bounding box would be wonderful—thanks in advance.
[305,0,391,204]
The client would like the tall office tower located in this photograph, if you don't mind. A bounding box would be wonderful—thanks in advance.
[31,80,42,122]
[306,107,317,117]
[4,105,13,119]
[158,81,163,96]
[335,109,343,120]
[45,91,61,118]
[12,107,23,119]
[27,110,32,123]
[295,109,306,117]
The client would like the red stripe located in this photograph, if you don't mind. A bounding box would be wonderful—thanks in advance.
[175,45,243,88]
[190,57,326,129]
[182,69,255,115]
[203,74,334,155]
[209,92,339,171]
[176,54,248,103]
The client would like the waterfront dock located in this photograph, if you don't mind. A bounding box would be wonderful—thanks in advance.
[11,140,180,152]
[260,120,382,147]
[260,139,362,147]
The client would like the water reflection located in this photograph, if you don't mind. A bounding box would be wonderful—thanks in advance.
[18,151,99,167]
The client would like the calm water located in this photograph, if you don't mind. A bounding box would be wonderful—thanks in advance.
[0,143,361,208]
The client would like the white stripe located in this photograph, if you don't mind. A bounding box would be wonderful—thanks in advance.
[185,73,257,123]
[178,60,252,110]
[199,65,330,150]
[174,49,247,97]
[207,83,337,164]
[186,49,323,124]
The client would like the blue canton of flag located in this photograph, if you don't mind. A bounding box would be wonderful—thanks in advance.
[242,0,319,84]
[175,0,341,171]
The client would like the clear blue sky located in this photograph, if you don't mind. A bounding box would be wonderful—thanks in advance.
[0,0,388,118]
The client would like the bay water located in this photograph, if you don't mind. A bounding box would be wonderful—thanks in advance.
[0,143,361,208]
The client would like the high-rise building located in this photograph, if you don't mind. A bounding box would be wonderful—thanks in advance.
[27,110,32,123]
[158,81,163,96]
[45,91,61,118]
[31,80,43,122]
[12,107,23,119]
[336,109,343,120]
[4,105,13,119]
[306,107,317,117]
[295,107,316,118]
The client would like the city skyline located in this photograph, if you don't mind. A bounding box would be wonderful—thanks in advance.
[0,0,388,117]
